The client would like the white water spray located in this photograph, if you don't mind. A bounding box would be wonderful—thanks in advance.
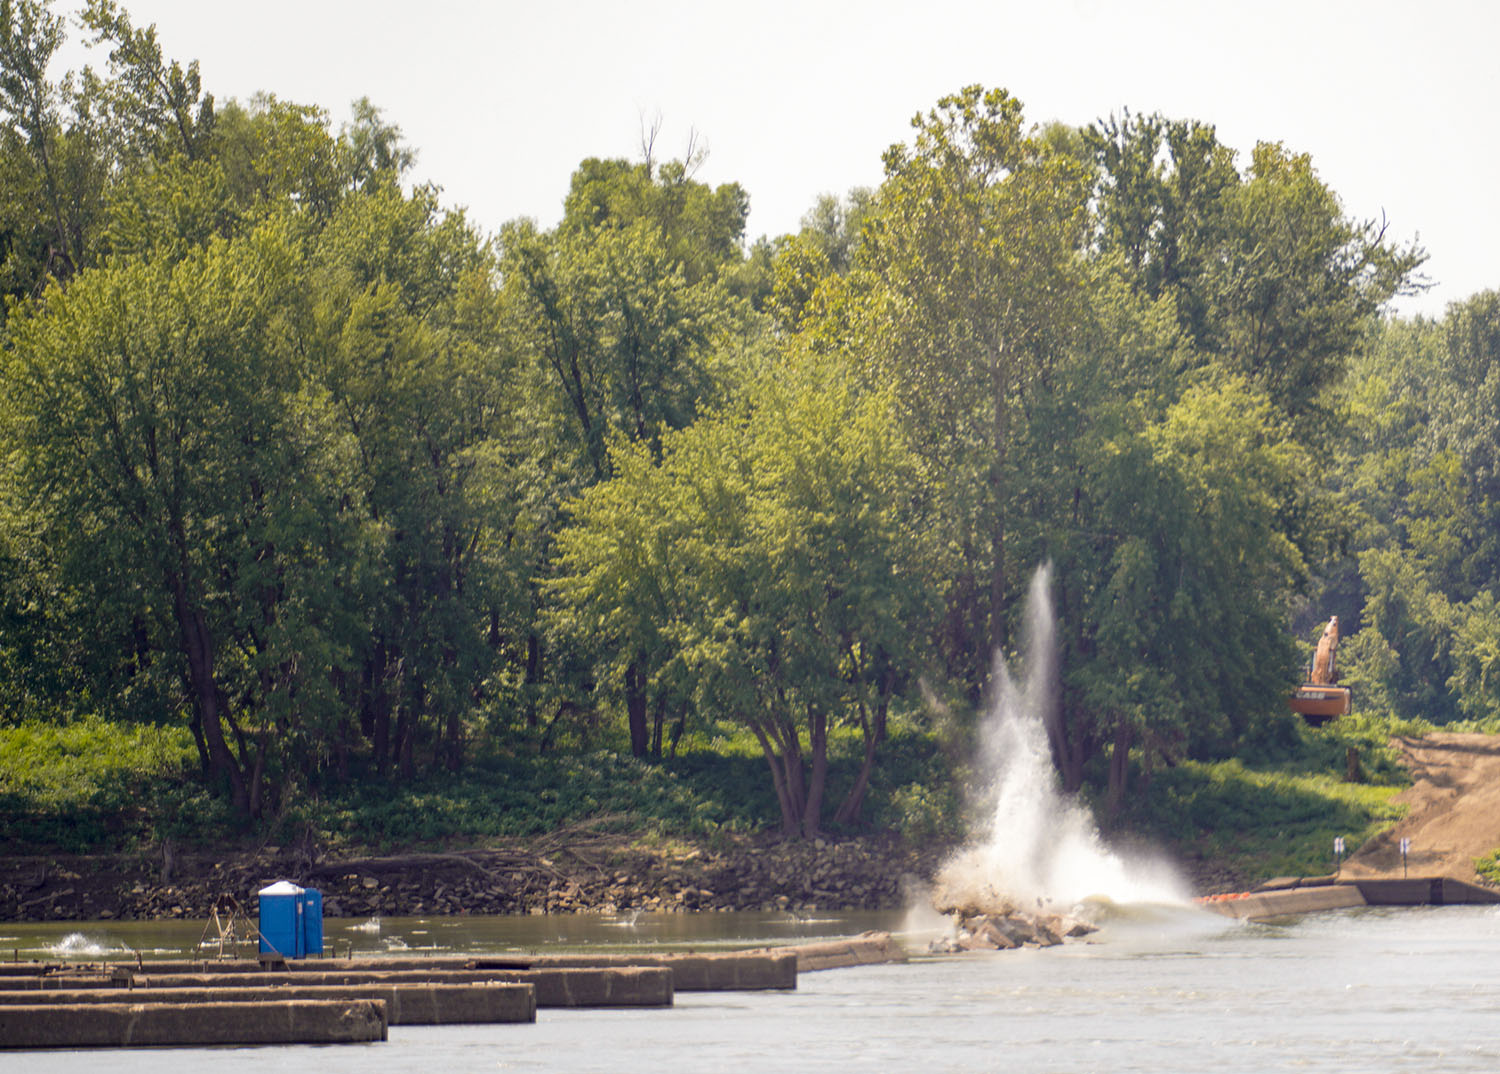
[934,564,1186,912]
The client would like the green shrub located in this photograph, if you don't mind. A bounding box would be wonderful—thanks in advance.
[879,782,961,842]
[0,716,200,851]
[1476,849,1500,886]
[1123,757,1406,879]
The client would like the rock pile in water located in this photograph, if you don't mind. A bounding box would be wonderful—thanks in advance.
[929,907,1098,952]
[925,889,1098,953]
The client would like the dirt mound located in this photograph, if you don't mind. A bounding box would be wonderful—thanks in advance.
[1343,733,1500,883]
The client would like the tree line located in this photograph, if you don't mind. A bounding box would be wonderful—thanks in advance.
[1,2,1491,839]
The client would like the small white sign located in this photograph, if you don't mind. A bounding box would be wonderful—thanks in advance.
[1334,836,1346,856]
[1400,838,1411,855]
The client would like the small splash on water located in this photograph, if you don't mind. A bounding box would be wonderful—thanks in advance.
[349,917,382,934]
[933,564,1188,914]
[48,932,130,957]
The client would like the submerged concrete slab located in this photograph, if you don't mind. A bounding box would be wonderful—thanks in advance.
[1202,884,1368,920]
[0,999,387,1049]
[504,951,799,991]
[104,950,793,992]
[481,967,673,1007]
[129,967,671,1008]
[1204,875,1500,920]
[0,982,535,1025]
[0,974,121,992]
[1353,876,1500,906]
[757,931,907,972]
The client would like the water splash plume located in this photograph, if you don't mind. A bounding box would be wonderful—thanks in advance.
[933,564,1186,914]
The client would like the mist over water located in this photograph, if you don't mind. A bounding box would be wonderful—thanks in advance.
[935,564,1187,911]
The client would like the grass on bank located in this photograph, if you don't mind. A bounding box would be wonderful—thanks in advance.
[0,714,957,855]
[1120,714,1419,881]
[0,716,206,852]
[1122,759,1406,879]
[0,709,1469,889]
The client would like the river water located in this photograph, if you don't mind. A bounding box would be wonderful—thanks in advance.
[4,903,1500,1071]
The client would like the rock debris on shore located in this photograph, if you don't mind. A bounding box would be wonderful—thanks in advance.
[1,835,950,922]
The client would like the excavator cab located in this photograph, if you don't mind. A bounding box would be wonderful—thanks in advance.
[1289,615,1352,725]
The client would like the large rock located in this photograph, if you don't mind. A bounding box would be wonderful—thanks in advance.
[937,906,1097,952]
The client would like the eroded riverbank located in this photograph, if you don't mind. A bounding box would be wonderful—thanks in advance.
[1,834,953,924]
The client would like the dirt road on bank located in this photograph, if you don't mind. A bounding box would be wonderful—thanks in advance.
[1343,733,1500,883]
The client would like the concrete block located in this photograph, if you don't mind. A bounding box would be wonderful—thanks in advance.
[0,999,387,1049]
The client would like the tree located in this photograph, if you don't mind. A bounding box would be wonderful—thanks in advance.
[1,217,359,815]
[499,156,760,757]
[79,0,215,163]
[1090,112,1425,437]
[560,155,749,286]
[552,354,935,835]
[854,85,1089,683]
[340,96,415,191]
[797,187,874,274]
[310,182,517,776]
[1330,293,1500,726]
[0,0,108,295]
[502,217,730,482]
[1081,377,1312,813]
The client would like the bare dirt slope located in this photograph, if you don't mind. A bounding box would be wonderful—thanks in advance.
[1343,733,1500,883]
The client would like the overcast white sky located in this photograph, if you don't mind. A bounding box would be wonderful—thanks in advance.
[56,0,1500,317]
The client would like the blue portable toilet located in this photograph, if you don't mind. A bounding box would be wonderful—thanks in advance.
[258,880,304,958]
[258,880,323,959]
[301,886,323,957]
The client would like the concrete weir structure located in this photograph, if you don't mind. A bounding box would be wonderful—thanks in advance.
[124,967,674,1008]
[116,949,803,992]
[0,982,536,1025]
[504,950,799,991]
[0,998,388,1049]
[0,936,917,1049]
[1200,875,1500,920]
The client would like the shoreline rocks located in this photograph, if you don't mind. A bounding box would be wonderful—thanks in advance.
[0,835,950,923]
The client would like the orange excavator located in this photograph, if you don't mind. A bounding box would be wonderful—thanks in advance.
[1289,615,1352,725]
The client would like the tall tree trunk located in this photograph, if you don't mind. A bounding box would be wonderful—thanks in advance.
[801,706,828,839]
[524,633,541,729]
[395,672,420,780]
[624,659,649,758]
[1052,695,1089,793]
[166,568,247,815]
[947,546,984,690]
[650,691,666,758]
[1106,718,1132,821]
[186,707,210,776]
[668,703,688,758]
[835,669,894,826]
[750,723,800,837]
[367,643,391,776]
[247,729,269,819]
[443,709,463,772]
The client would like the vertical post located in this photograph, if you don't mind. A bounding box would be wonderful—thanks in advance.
[1334,835,1345,878]
[1400,837,1410,878]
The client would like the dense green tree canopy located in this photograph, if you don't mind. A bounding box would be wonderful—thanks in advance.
[0,6,1473,840]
